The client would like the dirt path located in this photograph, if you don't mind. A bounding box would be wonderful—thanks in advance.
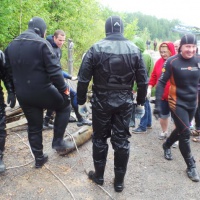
[1,107,200,200]
[1,51,200,200]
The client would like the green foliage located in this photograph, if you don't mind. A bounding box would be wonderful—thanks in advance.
[0,0,50,49]
[124,19,138,40]
[0,0,182,74]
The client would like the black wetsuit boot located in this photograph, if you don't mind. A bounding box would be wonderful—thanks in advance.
[88,139,108,185]
[114,145,130,192]
[28,130,48,168]
[185,157,200,182]
[88,164,105,185]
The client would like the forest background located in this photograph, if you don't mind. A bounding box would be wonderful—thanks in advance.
[0,0,181,75]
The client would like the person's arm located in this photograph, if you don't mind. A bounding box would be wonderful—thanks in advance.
[62,71,72,79]
[148,61,159,87]
[43,41,68,93]
[77,49,93,105]
[134,51,148,105]
[2,49,16,108]
[62,71,77,81]
[154,59,171,118]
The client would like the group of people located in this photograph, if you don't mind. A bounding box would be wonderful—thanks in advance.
[0,15,200,194]
[134,35,200,183]
[146,39,157,51]
[0,17,92,172]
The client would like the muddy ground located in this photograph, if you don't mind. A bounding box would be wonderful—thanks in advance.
[1,50,200,200]
[1,105,200,200]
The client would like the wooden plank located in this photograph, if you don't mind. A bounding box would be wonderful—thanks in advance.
[6,117,27,130]
[6,106,23,117]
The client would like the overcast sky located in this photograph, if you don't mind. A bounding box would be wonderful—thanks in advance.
[99,0,200,27]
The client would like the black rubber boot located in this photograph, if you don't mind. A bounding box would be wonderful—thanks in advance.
[162,142,173,160]
[0,151,5,173]
[43,119,54,129]
[113,140,130,193]
[53,105,71,152]
[35,154,48,168]
[185,157,200,182]
[88,166,105,186]
[43,110,54,129]
[89,139,108,186]
[114,171,125,192]
[28,130,48,167]
[52,138,73,151]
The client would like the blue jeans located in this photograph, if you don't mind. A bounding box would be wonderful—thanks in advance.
[139,99,152,130]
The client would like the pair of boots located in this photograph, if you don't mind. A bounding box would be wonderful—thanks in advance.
[88,166,125,192]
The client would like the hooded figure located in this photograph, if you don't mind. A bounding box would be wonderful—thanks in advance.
[4,17,71,168]
[105,16,124,36]
[77,16,148,192]
[28,17,47,38]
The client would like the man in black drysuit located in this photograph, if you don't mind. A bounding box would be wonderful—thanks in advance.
[77,16,148,192]
[4,17,71,168]
[0,50,16,173]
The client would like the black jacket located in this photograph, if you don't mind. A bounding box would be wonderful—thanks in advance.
[46,35,62,60]
[77,34,148,105]
[4,29,67,96]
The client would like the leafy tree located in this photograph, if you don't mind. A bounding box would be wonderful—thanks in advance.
[0,0,183,74]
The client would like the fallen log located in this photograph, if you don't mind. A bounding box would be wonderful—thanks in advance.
[57,126,93,156]
[6,106,23,117]
[6,117,27,130]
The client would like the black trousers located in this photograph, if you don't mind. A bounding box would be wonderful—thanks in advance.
[0,102,6,152]
[194,91,200,130]
[17,85,71,157]
[166,105,196,162]
[91,99,132,174]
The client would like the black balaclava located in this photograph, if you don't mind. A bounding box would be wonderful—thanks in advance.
[178,33,197,53]
[105,16,124,36]
[28,17,47,38]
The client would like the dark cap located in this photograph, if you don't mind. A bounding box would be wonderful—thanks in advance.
[178,33,197,53]
[105,16,124,36]
[28,17,47,38]
[180,33,197,46]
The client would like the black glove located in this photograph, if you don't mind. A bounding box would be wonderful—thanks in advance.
[7,93,16,108]
[153,107,161,120]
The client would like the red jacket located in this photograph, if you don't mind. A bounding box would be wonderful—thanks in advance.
[149,42,175,100]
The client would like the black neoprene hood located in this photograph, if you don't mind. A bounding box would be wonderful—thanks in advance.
[105,16,124,36]
[28,17,47,38]
[180,33,197,46]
